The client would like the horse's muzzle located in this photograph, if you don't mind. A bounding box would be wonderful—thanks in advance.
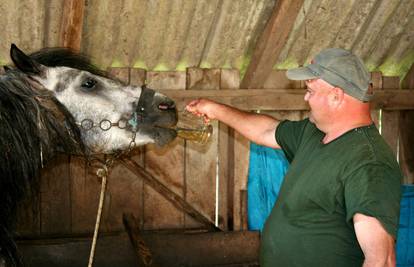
[134,86,177,129]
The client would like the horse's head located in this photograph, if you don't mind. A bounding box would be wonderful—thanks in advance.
[10,44,177,154]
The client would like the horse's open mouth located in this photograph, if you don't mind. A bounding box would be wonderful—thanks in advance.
[149,126,177,146]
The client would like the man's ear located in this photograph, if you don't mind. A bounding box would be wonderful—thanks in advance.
[329,87,344,108]
[10,43,45,75]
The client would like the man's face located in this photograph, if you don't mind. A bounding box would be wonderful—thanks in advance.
[304,78,335,127]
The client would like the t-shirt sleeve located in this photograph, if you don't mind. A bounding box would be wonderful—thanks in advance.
[275,119,309,162]
[344,163,402,238]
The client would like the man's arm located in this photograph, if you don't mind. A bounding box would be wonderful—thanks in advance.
[186,98,280,149]
[353,213,396,267]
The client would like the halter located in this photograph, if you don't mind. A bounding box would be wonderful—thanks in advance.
[76,85,155,153]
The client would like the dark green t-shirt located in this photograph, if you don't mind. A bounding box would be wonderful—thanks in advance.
[260,119,402,267]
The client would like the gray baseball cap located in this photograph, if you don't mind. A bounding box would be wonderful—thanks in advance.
[286,48,372,102]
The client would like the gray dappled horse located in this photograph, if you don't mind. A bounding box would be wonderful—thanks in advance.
[0,44,177,266]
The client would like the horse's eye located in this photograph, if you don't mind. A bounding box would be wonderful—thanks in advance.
[81,78,97,90]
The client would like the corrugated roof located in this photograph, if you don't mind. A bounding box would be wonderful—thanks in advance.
[0,0,412,80]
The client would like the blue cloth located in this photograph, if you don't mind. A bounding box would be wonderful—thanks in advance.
[247,143,288,231]
[397,185,414,267]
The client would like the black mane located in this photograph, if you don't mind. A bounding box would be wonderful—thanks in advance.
[0,48,98,266]
[29,47,108,77]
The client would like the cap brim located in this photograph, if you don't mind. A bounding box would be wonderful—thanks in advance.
[286,66,319,81]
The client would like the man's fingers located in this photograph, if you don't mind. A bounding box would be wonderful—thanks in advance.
[185,99,201,113]
[203,115,210,124]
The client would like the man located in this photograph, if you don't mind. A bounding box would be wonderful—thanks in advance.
[186,48,401,266]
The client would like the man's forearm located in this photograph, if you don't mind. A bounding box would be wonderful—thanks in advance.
[212,103,280,148]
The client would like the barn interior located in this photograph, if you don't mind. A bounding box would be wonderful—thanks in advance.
[0,0,413,266]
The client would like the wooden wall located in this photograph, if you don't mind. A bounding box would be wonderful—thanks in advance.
[15,68,413,238]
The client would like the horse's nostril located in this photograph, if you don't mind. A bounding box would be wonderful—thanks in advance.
[158,102,175,111]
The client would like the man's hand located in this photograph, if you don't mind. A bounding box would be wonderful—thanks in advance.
[185,98,280,148]
[185,98,217,123]
[354,213,396,267]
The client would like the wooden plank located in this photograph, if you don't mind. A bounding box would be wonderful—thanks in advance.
[381,110,400,157]
[381,77,400,157]
[108,67,130,84]
[120,159,218,231]
[382,76,400,91]
[70,156,101,234]
[185,68,220,229]
[371,71,383,90]
[130,68,147,87]
[370,72,382,128]
[186,67,221,90]
[144,140,185,229]
[241,0,304,89]
[220,69,240,90]
[147,71,186,90]
[100,162,144,232]
[15,190,40,237]
[39,154,72,236]
[240,189,248,230]
[232,132,250,231]
[218,69,240,230]
[59,0,85,51]
[18,231,260,267]
[143,71,186,230]
[400,64,414,184]
[159,89,414,111]
[263,70,302,89]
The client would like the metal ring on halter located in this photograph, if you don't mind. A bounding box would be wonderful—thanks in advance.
[81,119,94,131]
[117,118,128,129]
[99,119,112,131]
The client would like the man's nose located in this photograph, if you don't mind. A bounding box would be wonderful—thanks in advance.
[304,92,310,101]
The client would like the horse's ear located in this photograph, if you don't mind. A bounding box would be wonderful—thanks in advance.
[10,44,45,75]
[3,65,12,72]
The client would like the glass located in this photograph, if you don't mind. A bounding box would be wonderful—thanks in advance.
[174,109,213,144]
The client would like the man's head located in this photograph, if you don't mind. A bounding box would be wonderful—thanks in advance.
[287,48,372,102]
[286,48,372,132]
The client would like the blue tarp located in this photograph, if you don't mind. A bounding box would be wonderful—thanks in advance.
[247,143,288,231]
[397,185,414,267]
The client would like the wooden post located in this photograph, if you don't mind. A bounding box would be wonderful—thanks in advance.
[59,0,85,51]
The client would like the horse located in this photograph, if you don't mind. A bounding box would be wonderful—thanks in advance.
[0,44,178,266]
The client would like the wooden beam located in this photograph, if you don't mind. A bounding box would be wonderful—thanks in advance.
[241,0,304,89]
[18,231,260,267]
[119,159,220,231]
[159,89,414,111]
[60,0,85,51]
